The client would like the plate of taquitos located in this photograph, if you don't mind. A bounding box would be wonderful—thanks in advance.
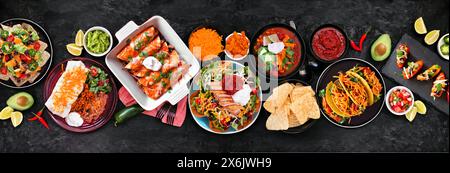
[316,58,386,128]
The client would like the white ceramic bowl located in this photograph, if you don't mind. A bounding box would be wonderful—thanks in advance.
[83,26,113,57]
[385,86,415,116]
[437,33,449,60]
[224,32,250,60]
[105,16,200,111]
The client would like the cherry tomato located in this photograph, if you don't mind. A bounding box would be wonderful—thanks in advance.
[6,35,14,42]
[1,67,7,75]
[98,80,104,86]
[90,67,98,77]
[33,42,41,50]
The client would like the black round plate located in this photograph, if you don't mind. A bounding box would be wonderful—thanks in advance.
[280,79,318,134]
[0,18,53,89]
[315,58,386,128]
[250,23,306,81]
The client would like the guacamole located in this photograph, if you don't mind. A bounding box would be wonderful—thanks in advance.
[86,30,110,54]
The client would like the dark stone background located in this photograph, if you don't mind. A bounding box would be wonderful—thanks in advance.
[0,0,448,152]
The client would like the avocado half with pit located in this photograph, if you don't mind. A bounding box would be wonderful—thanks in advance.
[371,34,392,61]
[7,92,34,111]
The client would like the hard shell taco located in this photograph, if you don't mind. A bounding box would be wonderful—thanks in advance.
[322,80,365,123]
[346,66,383,105]
[336,72,369,111]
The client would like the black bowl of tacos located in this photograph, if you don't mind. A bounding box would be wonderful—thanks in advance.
[315,58,386,128]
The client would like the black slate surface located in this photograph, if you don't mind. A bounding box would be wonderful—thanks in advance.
[0,0,448,153]
[382,34,449,115]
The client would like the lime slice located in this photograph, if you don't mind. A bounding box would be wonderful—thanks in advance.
[414,17,427,34]
[425,30,440,45]
[10,111,23,127]
[75,30,84,47]
[414,100,427,115]
[66,43,83,56]
[405,107,417,122]
[0,106,14,120]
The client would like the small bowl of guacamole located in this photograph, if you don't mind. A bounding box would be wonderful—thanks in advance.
[84,26,113,57]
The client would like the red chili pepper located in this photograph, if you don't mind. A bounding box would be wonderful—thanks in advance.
[37,115,50,130]
[350,40,361,52]
[358,27,371,50]
[350,27,371,52]
[28,108,49,129]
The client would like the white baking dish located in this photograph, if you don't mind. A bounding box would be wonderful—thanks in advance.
[106,16,200,110]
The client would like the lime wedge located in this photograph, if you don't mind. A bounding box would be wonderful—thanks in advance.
[425,30,440,45]
[10,111,23,127]
[0,106,14,120]
[414,100,427,115]
[75,30,84,47]
[405,107,417,122]
[414,17,427,34]
[66,43,83,56]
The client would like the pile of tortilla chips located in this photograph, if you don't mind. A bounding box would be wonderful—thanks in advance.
[264,83,320,130]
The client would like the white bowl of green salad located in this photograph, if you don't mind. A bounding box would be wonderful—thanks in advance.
[84,26,113,57]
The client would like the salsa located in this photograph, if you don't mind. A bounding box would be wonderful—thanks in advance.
[312,27,346,61]
[388,88,413,113]
[254,27,301,77]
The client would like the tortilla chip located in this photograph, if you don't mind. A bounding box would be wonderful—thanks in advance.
[21,23,36,32]
[288,110,302,128]
[266,105,289,131]
[290,85,315,102]
[38,51,50,67]
[9,76,27,87]
[1,24,12,31]
[0,73,10,81]
[290,94,321,122]
[264,83,294,113]
[28,72,40,83]
[38,41,48,52]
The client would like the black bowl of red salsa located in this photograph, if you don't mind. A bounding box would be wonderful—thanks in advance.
[309,24,348,63]
[251,23,305,80]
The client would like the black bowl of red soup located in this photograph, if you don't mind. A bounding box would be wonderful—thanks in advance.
[251,24,306,80]
[310,24,348,63]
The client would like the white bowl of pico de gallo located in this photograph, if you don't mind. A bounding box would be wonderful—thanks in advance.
[385,86,415,116]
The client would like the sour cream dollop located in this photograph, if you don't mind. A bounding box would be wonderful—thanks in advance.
[268,42,285,54]
[66,112,84,127]
[232,84,252,106]
[142,56,162,71]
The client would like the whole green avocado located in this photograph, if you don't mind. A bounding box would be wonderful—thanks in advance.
[7,92,34,111]
[371,34,392,61]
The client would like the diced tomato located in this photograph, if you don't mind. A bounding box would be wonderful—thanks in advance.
[20,54,31,63]
[18,73,27,79]
[393,106,402,113]
[6,35,14,42]
[33,42,41,50]
[0,67,7,75]
[98,80,104,86]
[105,79,110,84]
[4,55,10,62]
[90,67,98,77]
[195,98,201,105]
